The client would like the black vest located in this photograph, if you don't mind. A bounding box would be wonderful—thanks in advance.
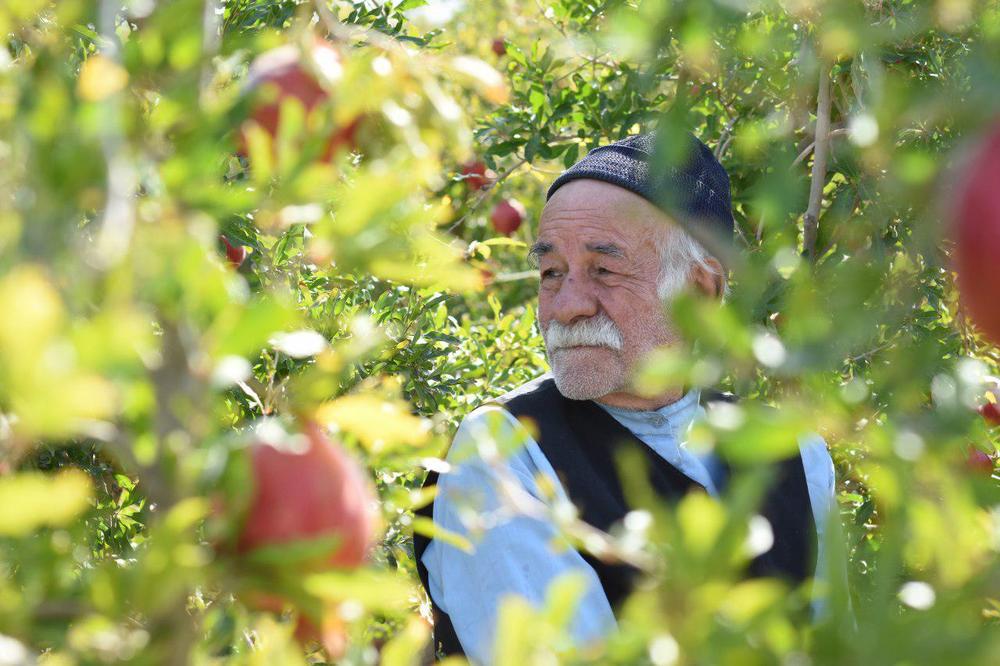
[413,376,816,659]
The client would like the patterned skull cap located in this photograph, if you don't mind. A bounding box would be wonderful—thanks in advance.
[546,132,735,250]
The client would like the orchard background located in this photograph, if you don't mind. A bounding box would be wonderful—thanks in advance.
[2,0,1000,664]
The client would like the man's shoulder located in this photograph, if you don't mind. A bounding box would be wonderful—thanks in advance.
[450,375,555,443]
[490,373,558,405]
[439,390,549,496]
[446,378,550,467]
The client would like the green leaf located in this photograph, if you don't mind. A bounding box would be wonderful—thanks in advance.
[0,470,93,536]
[411,515,473,553]
[563,143,580,168]
[242,534,344,568]
[380,617,432,666]
[207,297,298,359]
[529,88,546,114]
[304,569,417,613]
[710,404,815,465]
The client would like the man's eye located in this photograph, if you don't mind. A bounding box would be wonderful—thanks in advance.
[595,266,613,275]
[541,269,562,280]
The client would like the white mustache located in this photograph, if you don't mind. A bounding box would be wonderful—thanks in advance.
[543,314,624,352]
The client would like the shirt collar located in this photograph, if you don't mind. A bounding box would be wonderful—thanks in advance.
[596,388,702,437]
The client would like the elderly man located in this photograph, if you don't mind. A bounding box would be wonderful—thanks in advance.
[414,133,836,663]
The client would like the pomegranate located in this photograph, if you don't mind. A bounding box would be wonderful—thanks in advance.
[490,198,526,235]
[953,122,1000,345]
[238,39,360,163]
[238,420,379,569]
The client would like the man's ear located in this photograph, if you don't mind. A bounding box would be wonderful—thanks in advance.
[689,258,726,299]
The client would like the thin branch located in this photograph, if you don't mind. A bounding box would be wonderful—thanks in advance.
[534,0,568,38]
[846,339,895,364]
[733,219,751,249]
[714,118,736,160]
[447,157,527,233]
[802,61,833,262]
[527,165,566,175]
[552,59,593,85]
[552,54,621,84]
[313,0,404,53]
[717,133,735,161]
[791,127,847,168]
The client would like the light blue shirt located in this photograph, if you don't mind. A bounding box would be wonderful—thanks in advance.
[421,385,837,664]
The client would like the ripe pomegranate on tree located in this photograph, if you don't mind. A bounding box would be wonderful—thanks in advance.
[219,235,246,269]
[981,400,1000,426]
[491,38,506,57]
[238,420,378,567]
[953,121,1000,346]
[491,198,526,235]
[460,159,494,191]
[238,39,361,163]
[236,420,379,654]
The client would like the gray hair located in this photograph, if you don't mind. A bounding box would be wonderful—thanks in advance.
[654,225,730,301]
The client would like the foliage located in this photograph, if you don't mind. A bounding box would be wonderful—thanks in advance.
[1,0,1000,664]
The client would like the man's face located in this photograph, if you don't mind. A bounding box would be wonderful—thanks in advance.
[533,180,683,403]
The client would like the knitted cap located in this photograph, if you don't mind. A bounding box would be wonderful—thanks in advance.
[547,132,735,247]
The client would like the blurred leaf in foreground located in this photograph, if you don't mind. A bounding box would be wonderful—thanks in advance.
[0,469,92,536]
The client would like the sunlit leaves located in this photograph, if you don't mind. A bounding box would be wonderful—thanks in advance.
[379,616,432,666]
[409,514,473,554]
[76,55,128,102]
[0,470,92,536]
[315,394,431,450]
[304,568,417,615]
[208,298,299,360]
[1,0,999,663]
[0,267,117,438]
[677,492,727,555]
[492,572,588,666]
[447,56,510,105]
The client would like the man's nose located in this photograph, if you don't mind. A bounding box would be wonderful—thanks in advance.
[551,272,599,325]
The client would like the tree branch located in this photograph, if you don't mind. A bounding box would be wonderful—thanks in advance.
[791,127,847,168]
[715,118,736,160]
[803,61,832,262]
[447,157,527,233]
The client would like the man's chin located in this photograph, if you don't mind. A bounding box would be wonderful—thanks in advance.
[548,348,624,400]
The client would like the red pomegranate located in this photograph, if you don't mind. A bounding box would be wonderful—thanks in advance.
[239,39,360,163]
[491,198,526,235]
[953,122,1000,346]
[238,420,379,569]
[219,235,246,269]
[980,401,1000,426]
[460,160,493,191]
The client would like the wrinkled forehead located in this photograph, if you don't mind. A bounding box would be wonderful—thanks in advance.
[535,179,670,258]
